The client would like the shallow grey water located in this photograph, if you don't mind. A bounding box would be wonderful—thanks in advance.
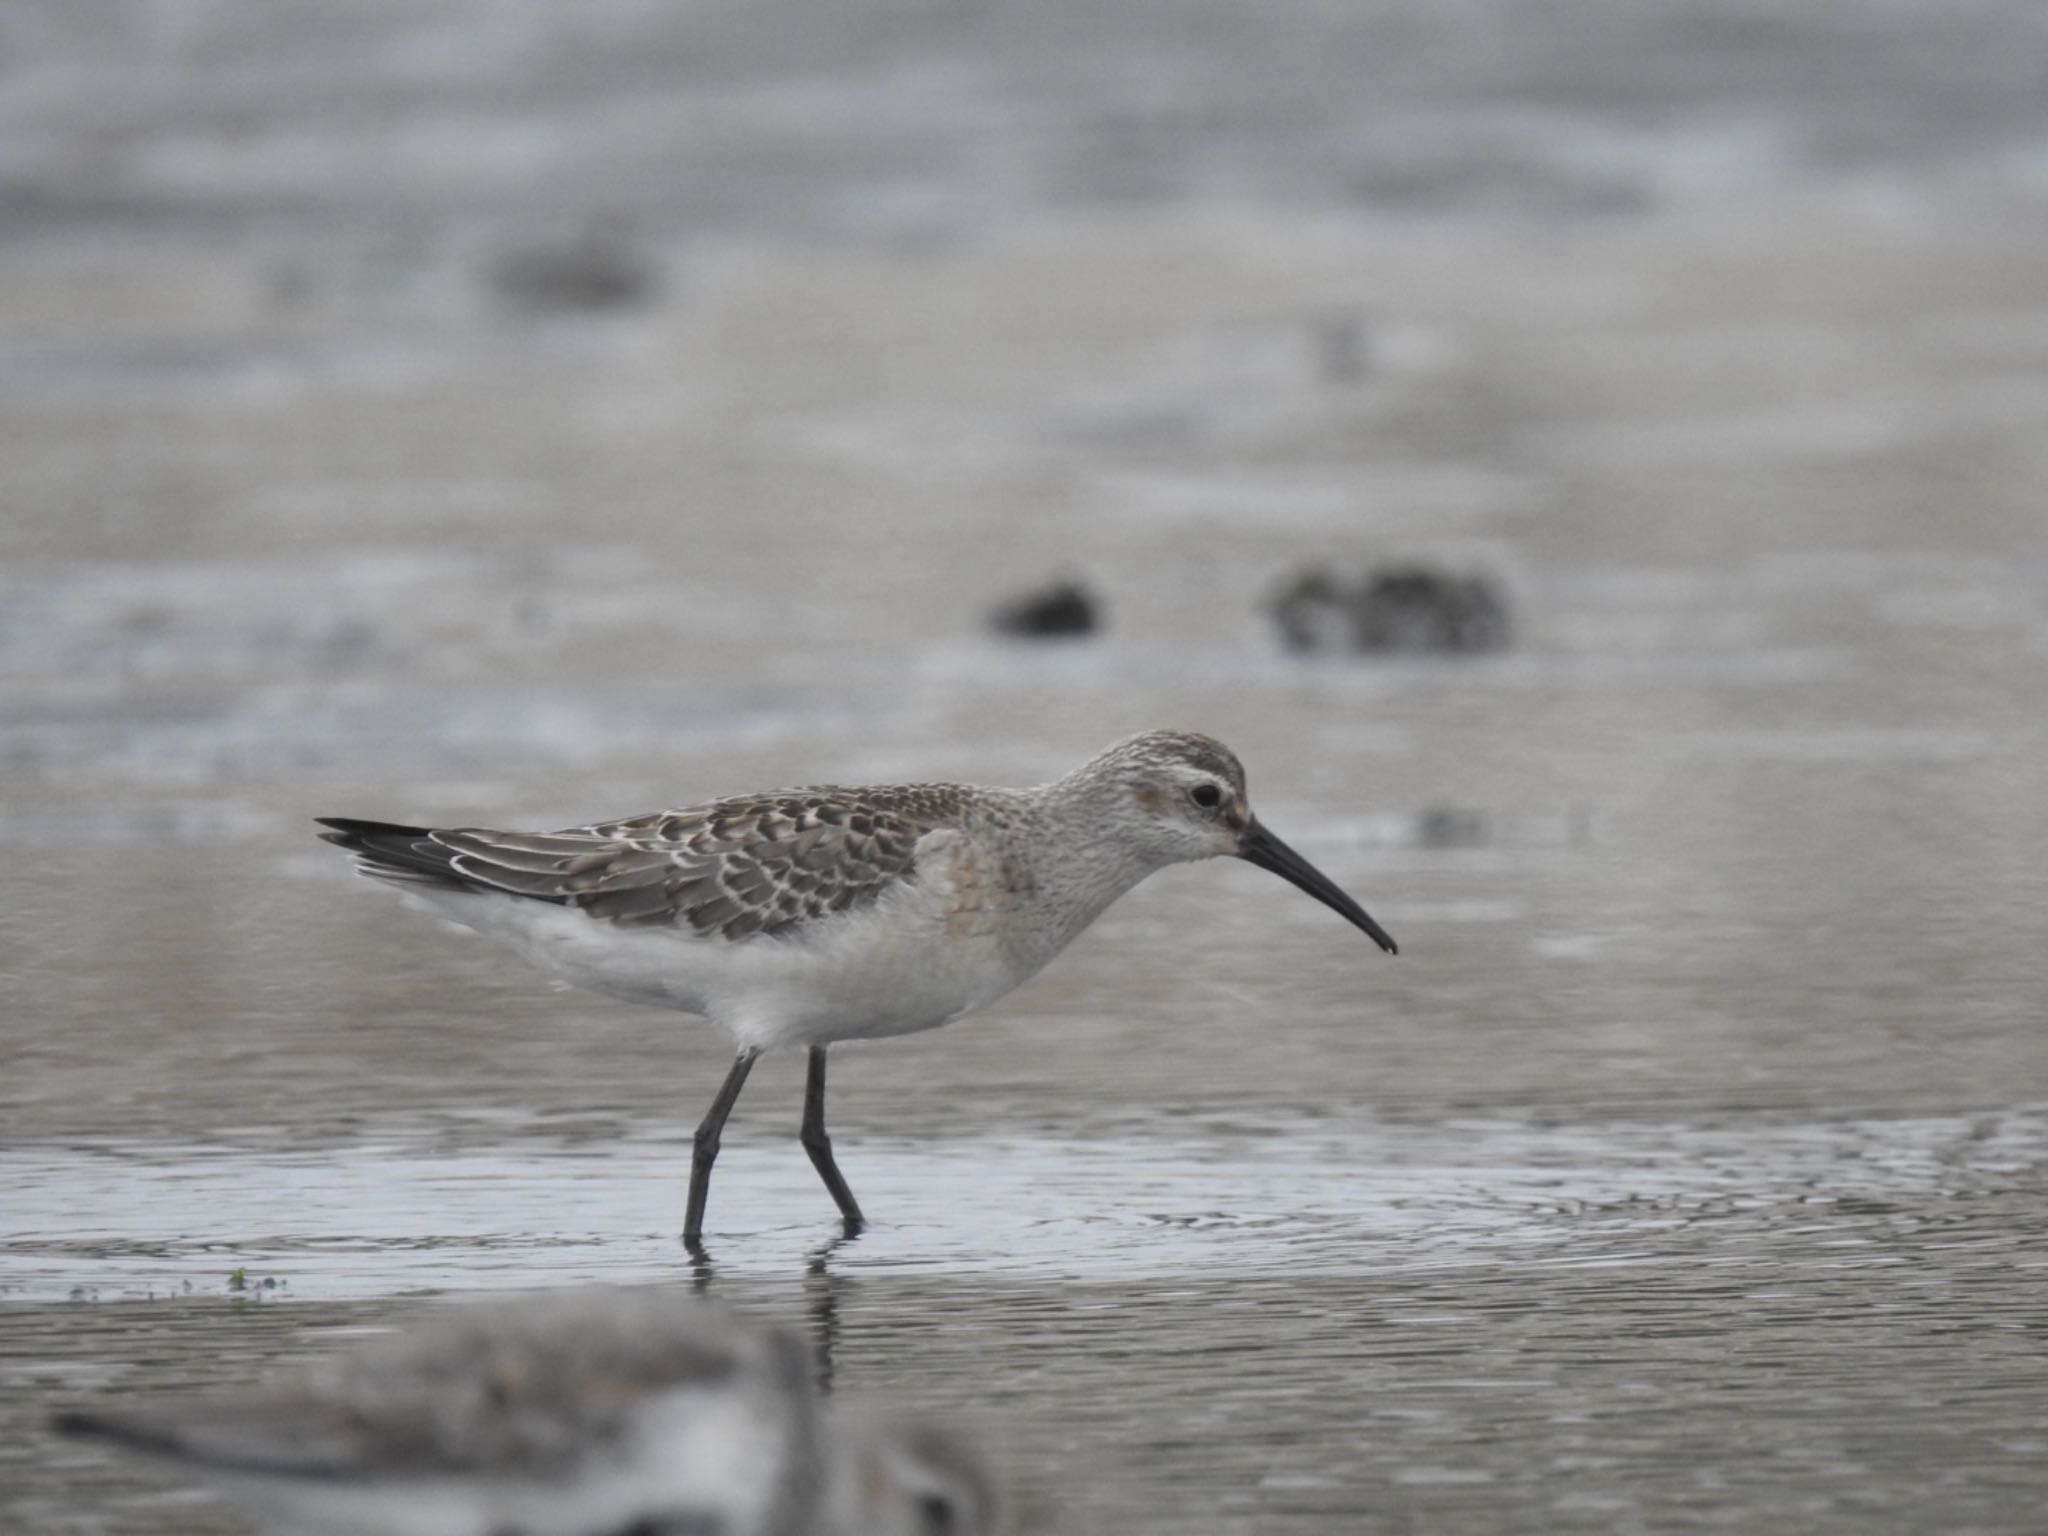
[8,4,2048,1534]
[9,1108,2047,1533]
[10,1113,2048,1535]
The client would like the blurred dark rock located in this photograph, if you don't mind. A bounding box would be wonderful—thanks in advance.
[1309,305,1373,385]
[1356,566,1510,653]
[1269,562,1510,655]
[1415,805,1486,848]
[1267,566,1353,652]
[489,218,655,313]
[990,578,1099,639]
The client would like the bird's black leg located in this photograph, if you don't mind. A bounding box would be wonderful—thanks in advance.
[685,1049,760,1245]
[801,1046,866,1234]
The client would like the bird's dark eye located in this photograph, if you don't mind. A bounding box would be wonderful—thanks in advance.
[1190,783,1222,809]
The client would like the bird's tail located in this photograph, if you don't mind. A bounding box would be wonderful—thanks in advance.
[315,816,467,890]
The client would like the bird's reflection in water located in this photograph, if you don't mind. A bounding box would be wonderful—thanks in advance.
[674,1227,1021,1531]
[803,1225,863,1394]
[678,1224,865,1394]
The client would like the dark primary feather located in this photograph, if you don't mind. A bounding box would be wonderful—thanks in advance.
[316,818,465,889]
[317,784,973,942]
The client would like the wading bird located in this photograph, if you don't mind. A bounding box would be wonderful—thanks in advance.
[55,1287,994,1536]
[318,731,1396,1243]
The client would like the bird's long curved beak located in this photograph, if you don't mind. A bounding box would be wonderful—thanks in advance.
[1237,819,1398,954]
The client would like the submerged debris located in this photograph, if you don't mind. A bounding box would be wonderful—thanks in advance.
[989,577,1100,639]
[1269,562,1510,655]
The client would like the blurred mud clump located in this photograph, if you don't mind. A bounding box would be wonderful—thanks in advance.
[989,577,1100,639]
[1269,564,1510,655]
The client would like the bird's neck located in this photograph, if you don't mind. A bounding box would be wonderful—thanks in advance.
[1004,774,1169,961]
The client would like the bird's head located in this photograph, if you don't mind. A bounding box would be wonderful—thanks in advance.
[823,1408,998,1536]
[1075,730,1397,954]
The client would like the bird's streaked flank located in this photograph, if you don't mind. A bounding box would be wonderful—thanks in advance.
[54,1287,994,1536]
[318,730,1396,1242]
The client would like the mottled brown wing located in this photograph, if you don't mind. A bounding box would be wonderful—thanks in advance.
[429,786,962,940]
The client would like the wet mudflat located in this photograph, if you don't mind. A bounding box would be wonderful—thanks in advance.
[7,3,2048,1533]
